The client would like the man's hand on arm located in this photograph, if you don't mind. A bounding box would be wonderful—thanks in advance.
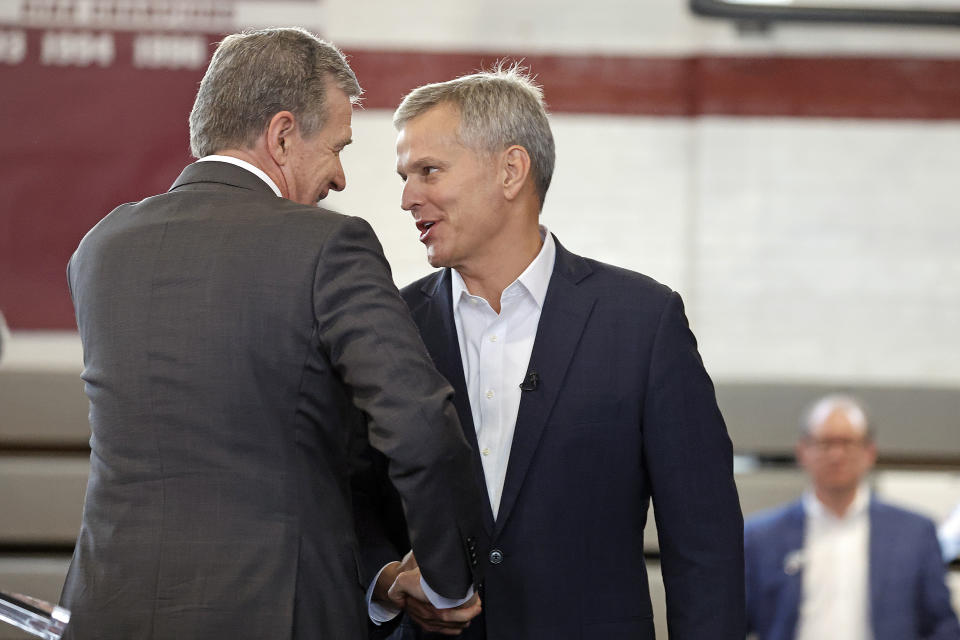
[384,552,482,636]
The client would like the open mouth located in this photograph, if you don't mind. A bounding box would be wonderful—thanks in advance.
[416,220,437,242]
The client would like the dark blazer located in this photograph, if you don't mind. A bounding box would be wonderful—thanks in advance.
[745,497,960,640]
[390,237,745,639]
[60,161,483,640]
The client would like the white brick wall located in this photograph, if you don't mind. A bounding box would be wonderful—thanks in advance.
[321,112,960,386]
[693,118,960,384]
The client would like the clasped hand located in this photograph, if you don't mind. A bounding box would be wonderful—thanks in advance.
[374,550,481,636]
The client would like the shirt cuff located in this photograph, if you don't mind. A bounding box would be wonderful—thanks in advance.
[420,575,474,609]
[366,563,401,624]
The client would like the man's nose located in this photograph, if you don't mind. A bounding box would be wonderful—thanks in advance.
[400,180,419,212]
[330,160,346,192]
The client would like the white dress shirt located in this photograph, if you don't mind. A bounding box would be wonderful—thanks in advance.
[939,502,960,562]
[796,484,873,640]
[451,226,556,518]
[367,226,556,623]
[196,155,282,197]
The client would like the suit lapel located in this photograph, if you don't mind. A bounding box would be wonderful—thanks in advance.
[780,502,806,638]
[493,239,596,538]
[415,270,495,533]
[868,498,889,634]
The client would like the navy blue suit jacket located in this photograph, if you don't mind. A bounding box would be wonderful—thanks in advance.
[391,237,745,640]
[744,497,960,640]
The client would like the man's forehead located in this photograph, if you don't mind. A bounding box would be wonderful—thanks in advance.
[316,121,351,150]
[397,124,463,161]
[812,406,868,437]
[401,103,462,136]
[321,87,354,126]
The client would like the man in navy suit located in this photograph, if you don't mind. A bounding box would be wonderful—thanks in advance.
[744,394,959,640]
[366,65,745,639]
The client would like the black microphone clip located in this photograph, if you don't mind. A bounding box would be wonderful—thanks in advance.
[519,371,539,392]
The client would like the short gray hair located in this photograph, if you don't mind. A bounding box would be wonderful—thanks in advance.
[189,27,361,158]
[393,62,555,208]
[801,393,873,440]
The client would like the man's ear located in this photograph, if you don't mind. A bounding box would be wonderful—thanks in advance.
[266,111,297,166]
[502,145,532,201]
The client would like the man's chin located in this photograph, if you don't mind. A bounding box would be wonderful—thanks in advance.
[821,479,860,494]
[425,251,447,269]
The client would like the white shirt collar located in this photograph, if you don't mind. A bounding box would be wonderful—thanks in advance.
[803,483,871,522]
[197,155,282,198]
[451,226,556,310]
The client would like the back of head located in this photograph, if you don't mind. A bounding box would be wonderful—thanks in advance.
[393,62,556,208]
[189,27,361,158]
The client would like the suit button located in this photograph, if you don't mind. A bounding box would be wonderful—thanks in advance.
[489,549,503,565]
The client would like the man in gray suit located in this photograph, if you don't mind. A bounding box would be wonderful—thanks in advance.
[61,28,484,640]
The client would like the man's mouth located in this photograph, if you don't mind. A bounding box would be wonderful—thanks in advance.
[416,220,437,242]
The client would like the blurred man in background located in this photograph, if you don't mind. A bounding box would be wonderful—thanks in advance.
[60,27,483,640]
[367,65,745,640]
[744,394,959,640]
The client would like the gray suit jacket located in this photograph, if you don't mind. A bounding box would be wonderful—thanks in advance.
[61,161,483,640]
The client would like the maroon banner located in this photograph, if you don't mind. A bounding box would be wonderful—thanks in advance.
[0,27,220,329]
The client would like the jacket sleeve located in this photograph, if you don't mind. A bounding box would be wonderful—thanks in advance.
[348,430,409,585]
[642,291,746,639]
[743,522,757,637]
[312,215,484,598]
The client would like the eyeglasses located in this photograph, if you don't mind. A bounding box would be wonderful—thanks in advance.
[804,437,869,452]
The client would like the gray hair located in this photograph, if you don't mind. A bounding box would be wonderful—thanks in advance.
[393,62,555,208]
[189,27,361,158]
[801,393,873,440]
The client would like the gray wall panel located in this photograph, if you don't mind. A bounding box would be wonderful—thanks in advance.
[0,371,89,447]
[718,383,960,460]
[0,458,87,544]
[3,370,959,459]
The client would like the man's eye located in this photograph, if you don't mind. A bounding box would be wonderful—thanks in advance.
[423,166,438,175]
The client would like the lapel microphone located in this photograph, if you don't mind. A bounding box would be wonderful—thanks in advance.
[783,550,804,576]
[519,371,539,392]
